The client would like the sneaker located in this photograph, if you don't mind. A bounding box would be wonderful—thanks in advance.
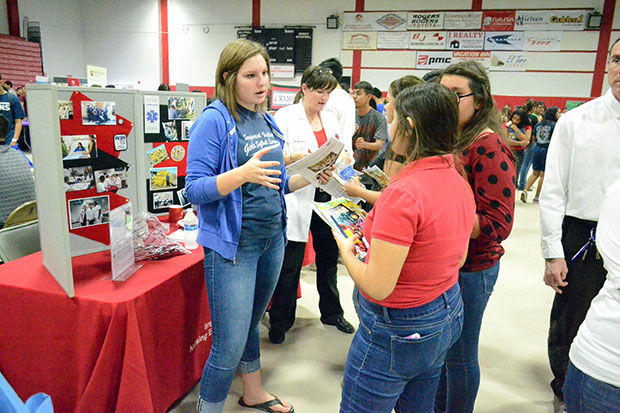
[533,198,539,204]
[268,328,285,344]
[520,190,528,203]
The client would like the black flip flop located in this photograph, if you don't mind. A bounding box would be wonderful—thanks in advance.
[238,394,294,413]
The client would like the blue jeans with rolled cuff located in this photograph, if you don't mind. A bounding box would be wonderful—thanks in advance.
[435,261,500,413]
[197,233,285,413]
[340,283,464,413]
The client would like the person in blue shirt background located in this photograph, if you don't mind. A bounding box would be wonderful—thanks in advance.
[0,75,25,146]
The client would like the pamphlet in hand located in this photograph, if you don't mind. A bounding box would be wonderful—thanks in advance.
[312,197,369,261]
[362,165,390,189]
[287,138,352,199]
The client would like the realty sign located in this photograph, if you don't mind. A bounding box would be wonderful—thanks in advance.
[446,32,485,50]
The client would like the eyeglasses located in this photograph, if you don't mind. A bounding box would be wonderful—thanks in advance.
[454,92,474,102]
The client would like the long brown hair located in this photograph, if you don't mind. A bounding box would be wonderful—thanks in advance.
[214,39,271,121]
[391,83,460,166]
[440,60,501,151]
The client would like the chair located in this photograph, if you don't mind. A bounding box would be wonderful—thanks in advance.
[3,201,37,229]
[0,221,40,263]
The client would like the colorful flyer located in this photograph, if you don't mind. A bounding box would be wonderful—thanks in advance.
[144,95,160,134]
[147,144,169,166]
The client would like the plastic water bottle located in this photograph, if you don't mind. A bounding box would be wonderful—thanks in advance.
[183,209,198,250]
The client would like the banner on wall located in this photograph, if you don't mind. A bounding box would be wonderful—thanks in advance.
[523,31,562,51]
[481,10,515,31]
[444,11,482,30]
[484,31,524,51]
[515,10,586,31]
[343,12,407,31]
[377,32,410,49]
[409,31,446,50]
[490,52,527,71]
[271,85,300,110]
[452,51,491,68]
[416,51,453,69]
[446,32,485,50]
[342,32,378,50]
[406,11,444,30]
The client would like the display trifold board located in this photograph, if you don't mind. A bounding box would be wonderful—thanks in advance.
[28,85,143,297]
[137,91,206,215]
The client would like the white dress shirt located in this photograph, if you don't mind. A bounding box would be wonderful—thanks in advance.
[323,88,356,144]
[569,178,620,388]
[539,89,620,258]
[274,102,351,243]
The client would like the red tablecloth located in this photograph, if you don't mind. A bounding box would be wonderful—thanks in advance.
[0,250,211,413]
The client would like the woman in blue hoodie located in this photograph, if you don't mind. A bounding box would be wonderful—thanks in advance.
[186,39,316,413]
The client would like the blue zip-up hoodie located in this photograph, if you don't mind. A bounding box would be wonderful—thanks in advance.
[185,99,290,261]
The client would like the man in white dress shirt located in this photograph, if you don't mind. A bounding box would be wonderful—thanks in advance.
[539,37,620,408]
[319,58,356,144]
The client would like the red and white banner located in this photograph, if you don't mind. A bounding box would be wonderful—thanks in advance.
[523,32,562,51]
[446,32,485,50]
[406,11,444,30]
[270,85,299,110]
[409,31,446,50]
[416,51,453,69]
[452,51,491,68]
[481,10,515,31]
[444,11,482,30]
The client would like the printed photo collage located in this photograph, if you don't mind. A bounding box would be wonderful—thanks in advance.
[59,98,128,230]
[143,96,195,213]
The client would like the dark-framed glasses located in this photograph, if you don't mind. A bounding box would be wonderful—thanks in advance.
[455,91,474,102]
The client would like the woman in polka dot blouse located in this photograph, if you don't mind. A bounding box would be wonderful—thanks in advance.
[436,60,517,413]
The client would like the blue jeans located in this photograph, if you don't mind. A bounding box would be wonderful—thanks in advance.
[340,284,464,413]
[564,362,620,412]
[517,144,534,190]
[435,261,500,413]
[197,233,285,413]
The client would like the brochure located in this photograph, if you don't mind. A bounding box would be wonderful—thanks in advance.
[362,165,390,189]
[312,197,369,261]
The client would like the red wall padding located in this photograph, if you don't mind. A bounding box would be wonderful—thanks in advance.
[0,33,43,88]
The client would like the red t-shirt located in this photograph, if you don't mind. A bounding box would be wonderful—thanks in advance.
[459,132,516,272]
[362,155,476,308]
[313,128,327,148]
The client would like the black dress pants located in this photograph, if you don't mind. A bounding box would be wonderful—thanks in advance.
[269,189,344,333]
[548,216,607,400]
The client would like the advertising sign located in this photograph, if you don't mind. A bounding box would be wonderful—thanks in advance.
[416,51,453,69]
[489,52,527,71]
[452,51,491,68]
[343,12,408,31]
[446,32,485,50]
[406,11,444,30]
[377,31,411,49]
[523,31,562,51]
[444,11,482,30]
[481,10,515,31]
[409,31,446,50]
[515,10,586,31]
[270,85,299,110]
[342,32,378,50]
[484,31,524,51]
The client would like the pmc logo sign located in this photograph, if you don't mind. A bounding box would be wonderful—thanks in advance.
[417,52,452,69]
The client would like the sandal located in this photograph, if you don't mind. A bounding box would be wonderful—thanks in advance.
[238,394,294,413]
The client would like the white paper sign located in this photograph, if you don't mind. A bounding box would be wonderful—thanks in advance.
[144,95,160,134]
[377,32,410,49]
[446,32,485,50]
[444,11,482,30]
[416,51,454,69]
[109,202,137,281]
[407,12,444,30]
[87,65,107,86]
[409,31,446,50]
[515,10,586,31]
[343,12,408,31]
[523,31,562,51]
[270,64,295,78]
[484,31,524,51]
[342,32,377,50]
[490,52,527,71]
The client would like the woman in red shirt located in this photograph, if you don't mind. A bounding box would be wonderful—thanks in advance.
[437,61,517,413]
[334,83,476,413]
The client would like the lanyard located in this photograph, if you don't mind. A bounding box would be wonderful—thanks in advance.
[570,227,598,262]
